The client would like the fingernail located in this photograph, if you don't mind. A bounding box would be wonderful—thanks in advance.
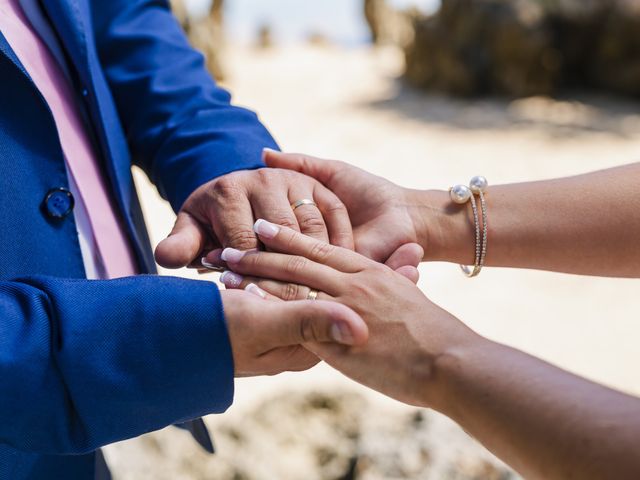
[220,271,243,288]
[331,322,354,345]
[245,283,267,299]
[253,219,280,239]
[221,248,246,263]
[201,258,224,272]
[262,147,277,161]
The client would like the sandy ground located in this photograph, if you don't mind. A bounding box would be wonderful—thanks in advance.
[104,44,640,479]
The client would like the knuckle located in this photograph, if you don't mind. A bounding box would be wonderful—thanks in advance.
[297,212,326,234]
[269,211,298,230]
[299,313,318,343]
[282,283,302,301]
[325,200,347,215]
[256,168,276,184]
[308,241,335,262]
[224,228,257,250]
[285,256,308,276]
[211,175,244,199]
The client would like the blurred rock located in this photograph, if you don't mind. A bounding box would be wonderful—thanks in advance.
[257,24,274,49]
[364,0,415,47]
[170,0,226,81]
[403,0,640,97]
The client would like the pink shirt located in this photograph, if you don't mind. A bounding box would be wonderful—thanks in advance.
[0,0,138,279]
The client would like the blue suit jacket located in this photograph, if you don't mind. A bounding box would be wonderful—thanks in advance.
[0,0,278,478]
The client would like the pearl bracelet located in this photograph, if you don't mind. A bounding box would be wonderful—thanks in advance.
[450,176,488,277]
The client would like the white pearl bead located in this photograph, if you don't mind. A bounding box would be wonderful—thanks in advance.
[469,176,488,193]
[450,184,472,204]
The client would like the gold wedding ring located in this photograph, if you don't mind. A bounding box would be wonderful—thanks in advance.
[307,289,319,301]
[291,199,317,211]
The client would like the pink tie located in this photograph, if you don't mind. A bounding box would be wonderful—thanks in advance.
[0,0,138,278]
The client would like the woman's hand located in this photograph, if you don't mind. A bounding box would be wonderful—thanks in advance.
[219,219,476,407]
[262,150,426,269]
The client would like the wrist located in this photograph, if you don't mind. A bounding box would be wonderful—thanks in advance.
[405,188,476,264]
[426,329,490,414]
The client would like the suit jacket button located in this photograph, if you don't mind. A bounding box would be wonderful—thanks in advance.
[44,188,75,219]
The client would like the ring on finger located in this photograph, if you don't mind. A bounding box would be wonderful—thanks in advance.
[307,289,319,301]
[291,199,317,211]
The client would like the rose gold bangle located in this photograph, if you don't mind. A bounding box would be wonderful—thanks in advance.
[449,176,488,278]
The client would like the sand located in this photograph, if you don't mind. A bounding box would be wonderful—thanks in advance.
[103,44,640,479]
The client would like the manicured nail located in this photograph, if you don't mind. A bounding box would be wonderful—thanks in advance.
[245,283,267,299]
[331,322,354,345]
[253,219,280,239]
[220,271,243,288]
[262,147,277,161]
[201,258,224,272]
[221,248,246,263]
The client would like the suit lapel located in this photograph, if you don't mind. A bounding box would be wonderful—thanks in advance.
[0,31,24,72]
[19,0,73,81]
[39,0,90,84]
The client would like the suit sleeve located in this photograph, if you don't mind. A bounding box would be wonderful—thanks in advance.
[0,275,234,455]
[90,0,279,211]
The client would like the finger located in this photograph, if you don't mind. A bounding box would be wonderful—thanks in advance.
[395,265,420,284]
[385,243,424,270]
[221,247,343,296]
[155,212,208,269]
[243,282,282,302]
[263,149,347,186]
[261,300,368,347]
[201,248,225,270]
[220,271,334,302]
[252,219,369,273]
[250,189,300,234]
[208,182,259,251]
[289,189,329,243]
[312,183,354,250]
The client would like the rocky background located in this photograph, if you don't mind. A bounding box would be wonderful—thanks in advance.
[107,389,517,480]
[172,0,640,98]
[401,0,640,97]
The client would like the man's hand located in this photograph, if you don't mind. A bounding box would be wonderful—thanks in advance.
[155,166,354,269]
[220,289,368,377]
[263,150,424,270]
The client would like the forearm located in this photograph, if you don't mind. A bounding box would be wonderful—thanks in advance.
[431,336,640,480]
[0,275,233,454]
[92,0,278,211]
[411,163,640,277]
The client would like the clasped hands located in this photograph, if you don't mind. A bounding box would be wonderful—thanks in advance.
[155,150,464,404]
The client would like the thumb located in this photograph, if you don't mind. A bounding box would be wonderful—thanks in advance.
[155,212,207,269]
[395,266,420,284]
[263,149,343,186]
[264,300,369,348]
[385,243,424,270]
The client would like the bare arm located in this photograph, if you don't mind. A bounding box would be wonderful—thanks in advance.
[433,337,640,480]
[415,162,640,277]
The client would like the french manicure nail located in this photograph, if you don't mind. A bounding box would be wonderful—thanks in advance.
[331,322,354,345]
[201,258,224,272]
[221,248,246,263]
[245,283,267,299]
[262,147,277,161]
[220,271,243,288]
[253,219,280,239]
